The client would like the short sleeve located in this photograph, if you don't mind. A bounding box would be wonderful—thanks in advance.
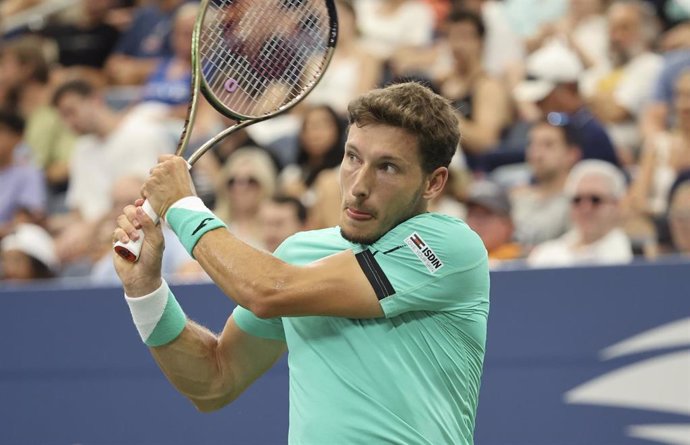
[232,305,285,341]
[358,214,490,318]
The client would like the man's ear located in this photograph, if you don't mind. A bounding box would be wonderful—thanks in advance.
[423,167,449,200]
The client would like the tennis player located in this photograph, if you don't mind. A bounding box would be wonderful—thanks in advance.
[114,82,489,444]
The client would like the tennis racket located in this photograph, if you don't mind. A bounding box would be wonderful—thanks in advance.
[114,0,338,262]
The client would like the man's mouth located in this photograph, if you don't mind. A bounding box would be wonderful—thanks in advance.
[345,207,374,221]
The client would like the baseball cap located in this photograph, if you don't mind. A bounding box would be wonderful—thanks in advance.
[466,180,512,216]
[1,224,59,271]
[513,43,583,103]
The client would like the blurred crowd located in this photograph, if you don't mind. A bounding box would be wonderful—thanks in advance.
[1,0,690,283]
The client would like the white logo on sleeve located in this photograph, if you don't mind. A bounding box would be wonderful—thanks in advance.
[404,232,444,273]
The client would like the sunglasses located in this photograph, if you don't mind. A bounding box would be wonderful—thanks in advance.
[571,194,613,206]
[227,176,260,188]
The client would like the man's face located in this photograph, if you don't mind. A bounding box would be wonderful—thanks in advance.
[339,123,432,245]
[669,185,690,254]
[570,174,620,244]
[259,201,303,253]
[608,5,644,65]
[527,124,574,182]
[56,93,96,135]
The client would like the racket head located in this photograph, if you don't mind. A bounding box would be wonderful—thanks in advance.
[195,0,338,122]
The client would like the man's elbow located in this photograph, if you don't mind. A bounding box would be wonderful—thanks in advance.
[189,393,234,413]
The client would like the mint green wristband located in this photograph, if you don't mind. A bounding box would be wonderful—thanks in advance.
[166,197,227,258]
[125,280,187,347]
[145,290,187,347]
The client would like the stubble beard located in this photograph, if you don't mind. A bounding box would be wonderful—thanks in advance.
[340,186,426,245]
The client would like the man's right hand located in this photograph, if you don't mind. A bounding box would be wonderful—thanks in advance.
[113,198,165,297]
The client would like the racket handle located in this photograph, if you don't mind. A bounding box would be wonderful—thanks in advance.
[113,200,159,263]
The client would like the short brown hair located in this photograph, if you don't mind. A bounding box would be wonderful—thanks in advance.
[347,82,460,173]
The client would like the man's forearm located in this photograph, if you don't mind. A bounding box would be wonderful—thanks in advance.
[150,320,234,410]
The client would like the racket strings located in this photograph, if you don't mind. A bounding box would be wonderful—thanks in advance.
[200,0,333,118]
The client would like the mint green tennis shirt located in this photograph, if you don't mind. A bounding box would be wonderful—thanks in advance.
[233,212,490,444]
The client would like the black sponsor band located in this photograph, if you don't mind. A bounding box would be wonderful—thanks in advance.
[355,249,395,300]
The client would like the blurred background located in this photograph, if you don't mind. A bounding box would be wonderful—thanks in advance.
[0,1,689,444]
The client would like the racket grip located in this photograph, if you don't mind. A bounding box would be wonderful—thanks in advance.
[113,200,160,263]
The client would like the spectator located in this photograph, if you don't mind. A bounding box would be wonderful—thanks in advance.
[465,180,523,266]
[53,78,174,223]
[666,171,690,255]
[306,0,382,115]
[214,148,278,247]
[440,9,511,159]
[0,36,76,195]
[51,78,175,263]
[514,44,621,168]
[353,0,435,60]
[0,109,46,238]
[104,0,189,85]
[259,195,308,253]
[525,0,608,70]
[1,223,58,281]
[511,118,581,250]
[639,44,690,140]
[629,68,690,217]
[455,0,525,80]
[140,2,196,111]
[279,104,345,207]
[528,159,633,267]
[40,0,121,70]
[586,0,663,164]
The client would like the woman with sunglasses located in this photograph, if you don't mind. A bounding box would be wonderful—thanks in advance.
[213,148,277,249]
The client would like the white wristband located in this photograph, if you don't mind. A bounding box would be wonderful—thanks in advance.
[125,279,186,347]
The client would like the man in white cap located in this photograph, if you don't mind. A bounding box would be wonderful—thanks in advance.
[1,223,59,281]
[514,44,621,169]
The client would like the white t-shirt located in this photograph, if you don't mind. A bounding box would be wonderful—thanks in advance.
[354,0,435,58]
[66,105,176,221]
[527,227,633,268]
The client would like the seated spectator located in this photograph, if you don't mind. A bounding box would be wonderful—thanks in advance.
[140,2,196,112]
[514,44,621,168]
[525,0,608,70]
[279,104,345,208]
[528,159,633,267]
[353,0,435,60]
[439,9,511,162]
[305,0,382,115]
[258,195,308,253]
[640,46,690,140]
[0,36,76,195]
[214,148,277,247]
[585,0,662,164]
[51,78,175,263]
[1,223,58,281]
[39,0,120,70]
[0,109,46,238]
[666,170,690,255]
[465,180,524,267]
[511,118,581,250]
[629,68,690,217]
[104,0,189,85]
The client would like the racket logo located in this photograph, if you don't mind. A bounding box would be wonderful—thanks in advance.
[224,78,239,93]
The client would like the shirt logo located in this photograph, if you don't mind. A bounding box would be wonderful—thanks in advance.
[404,232,444,273]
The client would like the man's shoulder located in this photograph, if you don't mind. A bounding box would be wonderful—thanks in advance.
[375,213,487,272]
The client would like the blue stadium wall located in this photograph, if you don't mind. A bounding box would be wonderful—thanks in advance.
[1,259,689,445]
